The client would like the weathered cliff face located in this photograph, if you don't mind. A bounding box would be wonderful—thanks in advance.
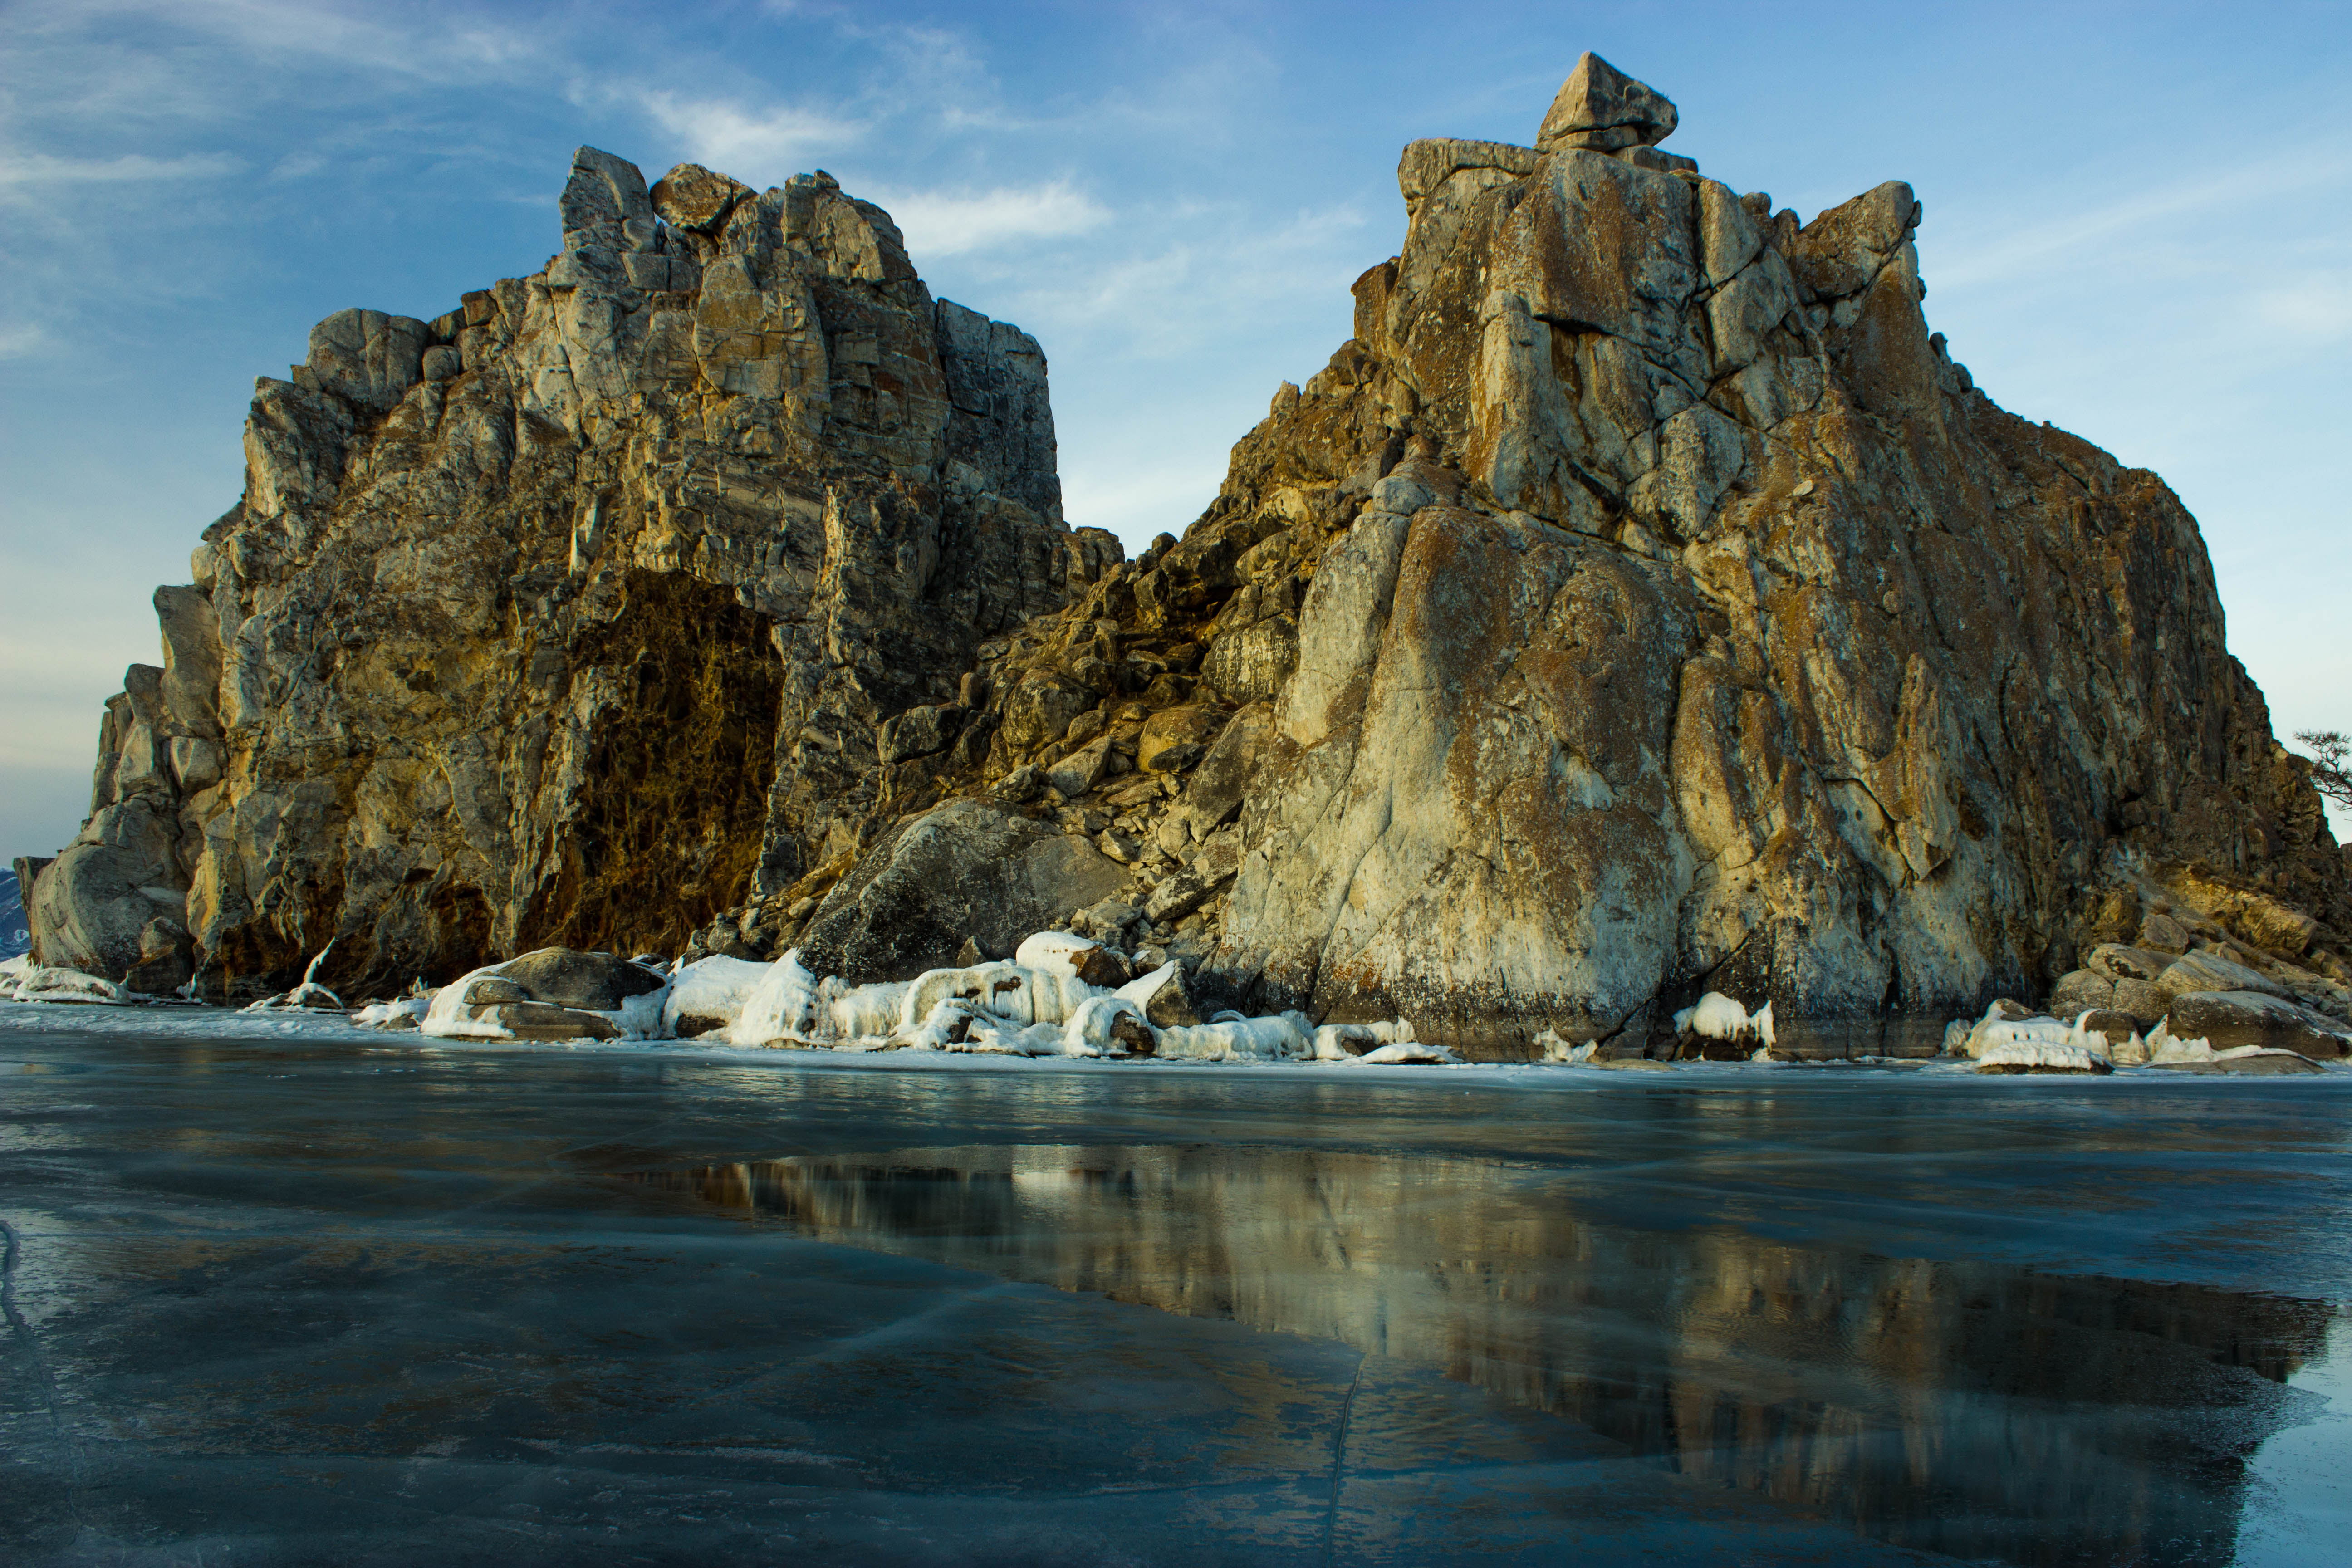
[32,55,2349,1043]
[29,147,1116,997]
[857,54,2349,1054]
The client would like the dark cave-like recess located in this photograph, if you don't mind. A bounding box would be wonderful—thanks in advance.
[519,570,785,957]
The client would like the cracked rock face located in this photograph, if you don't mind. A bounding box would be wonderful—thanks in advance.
[874,58,2349,1058]
[31,60,2350,1045]
[31,147,1115,998]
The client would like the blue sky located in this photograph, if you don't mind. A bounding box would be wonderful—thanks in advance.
[3,0,2348,858]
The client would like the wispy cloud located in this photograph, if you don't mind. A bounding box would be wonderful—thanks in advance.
[0,150,244,191]
[880,181,1110,258]
[2249,273,2352,343]
[12,0,549,82]
[633,91,865,183]
[1929,142,2352,293]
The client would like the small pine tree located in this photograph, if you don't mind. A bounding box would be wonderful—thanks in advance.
[2294,731,2352,810]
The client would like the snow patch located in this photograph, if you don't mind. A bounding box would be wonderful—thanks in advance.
[12,966,127,1005]
[1013,931,1101,980]
[350,997,432,1030]
[662,955,772,1037]
[1672,992,1775,1049]
[1348,1039,1460,1066]
[1975,1039,2111,1073]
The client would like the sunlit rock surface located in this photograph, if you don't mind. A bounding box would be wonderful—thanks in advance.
[899,53,2351,1055]
[29,150,1112,999]
[29,54,2349,1052]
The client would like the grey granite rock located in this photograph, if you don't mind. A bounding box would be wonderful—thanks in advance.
[1536,53,1679,153]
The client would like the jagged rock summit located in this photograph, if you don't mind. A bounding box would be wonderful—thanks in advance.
[26,63,2352,1061]
[1537,52,1679,152]
[25,146,1115,997]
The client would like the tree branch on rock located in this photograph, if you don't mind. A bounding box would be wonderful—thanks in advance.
[2293,731,2352,810]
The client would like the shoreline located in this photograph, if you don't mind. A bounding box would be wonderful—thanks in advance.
[8,999,2347,1089]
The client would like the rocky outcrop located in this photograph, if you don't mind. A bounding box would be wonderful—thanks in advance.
[31,56,2350,1049]
[29,149,1114,999]
[846,53,2350,1058]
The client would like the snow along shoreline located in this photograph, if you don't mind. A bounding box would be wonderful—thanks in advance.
[7,937,2348,1081]
[4,997,2346,1090]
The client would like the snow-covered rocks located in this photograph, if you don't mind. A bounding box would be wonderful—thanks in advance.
[2139,1025,2327,1075]
[1955,1006,2123,1072]
[663,956,773,1038]
[423,967,625,1041]
[350,997,431,1031]
[419,948,669,1042]
[1308,1019,1456,1063]
[1975,1040,2113,1075]
[1013,931,1132,988]
[1,952,40,995]
[11,965,127,1004]
[1938,980,2347,1078]
[244,945,348,1012]
[2163,990,2351,1060]
[1669,992,1775,1059]
[1156,1012,1314,1062]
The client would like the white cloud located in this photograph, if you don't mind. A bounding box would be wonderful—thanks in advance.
[0,321,48,359]
[1929,142,2352,294]
[634,92,863,184]
[0,150,243,191]
[878,181,1110,259]
[2249,274,2352,343]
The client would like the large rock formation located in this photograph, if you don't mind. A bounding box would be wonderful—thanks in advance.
[834,54,2350,1056]
[32,55,2352,1050]
[28,149,1114,998]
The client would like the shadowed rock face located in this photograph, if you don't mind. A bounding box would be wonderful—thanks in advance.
[30,149,1117,999]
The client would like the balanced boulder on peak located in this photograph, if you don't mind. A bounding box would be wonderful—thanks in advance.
[1537,51,1679,152]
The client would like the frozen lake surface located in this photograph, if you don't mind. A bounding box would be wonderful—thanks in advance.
[4,1004,2350,1565]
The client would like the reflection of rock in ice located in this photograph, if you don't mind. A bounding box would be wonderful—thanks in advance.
[635,1142,2332,1565]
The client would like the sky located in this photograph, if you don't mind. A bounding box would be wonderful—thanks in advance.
[3,0,2348,860]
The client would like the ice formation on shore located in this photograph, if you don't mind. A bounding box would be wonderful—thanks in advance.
[9,926,2345,1083]
[1673,992,1777,1054]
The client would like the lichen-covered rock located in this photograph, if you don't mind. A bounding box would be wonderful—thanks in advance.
[889,56,2350,1058]
[2048,970,2115,1018]
[32,60,2351,1047]
[30,147,1116,998]
[1536,52,1679,153]
[2163,990,2351,1060]
[795,798,1127,984]
[2156,951,2285,1000]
